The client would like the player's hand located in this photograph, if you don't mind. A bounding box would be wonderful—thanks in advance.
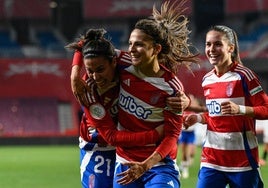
[155,124,164,140]
[183,114,198,129]
[71,77,89,107]
[166,91,190,113]
[117,162,147,185]
[221,101,240,115]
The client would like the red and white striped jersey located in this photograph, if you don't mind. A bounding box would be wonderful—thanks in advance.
[83,50,184,162]
[115,62,184,162]
[201,62,268,172]
[79,50,160,149]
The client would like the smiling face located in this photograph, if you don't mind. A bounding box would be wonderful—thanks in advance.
[84,56,116,89]
[128,29,159,68]
[205,30,234,71]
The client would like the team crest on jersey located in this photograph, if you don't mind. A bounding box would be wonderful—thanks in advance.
[89,103,106,120]
[150,93,161,105]
[226,82,234,97]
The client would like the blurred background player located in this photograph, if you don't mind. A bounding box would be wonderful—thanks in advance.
[256,119,268,166]
[178,94,206,179]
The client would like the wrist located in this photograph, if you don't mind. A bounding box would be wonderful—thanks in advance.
[185,94,191,110]
[239,105,246,114]
[196,114,202,123]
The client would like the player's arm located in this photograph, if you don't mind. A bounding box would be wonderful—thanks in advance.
[116,109,183,185]
[85,105,161,147]
[220,75,268,119]
[70,50,90,107]
[166,91,207,113]
[84,103,161,147]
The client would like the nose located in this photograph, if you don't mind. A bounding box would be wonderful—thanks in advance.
[129,44,135,53]
[210,44,216,52]
[91,72,100,81]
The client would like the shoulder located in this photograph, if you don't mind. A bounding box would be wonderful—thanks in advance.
[161,69,184,92]
[115,50,132,65]
[233,63,257,82]
[203,69,215,80]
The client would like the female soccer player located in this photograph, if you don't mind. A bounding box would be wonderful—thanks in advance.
[67,29,165,188]
[86,1,199,187]
[184,25,268,188]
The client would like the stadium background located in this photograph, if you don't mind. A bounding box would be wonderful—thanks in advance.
[0,0,268,143]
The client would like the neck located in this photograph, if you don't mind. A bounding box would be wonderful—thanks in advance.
[136,58,163,77]
[215,61,233,76]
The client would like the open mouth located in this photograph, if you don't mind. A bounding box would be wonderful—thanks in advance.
[96,80,106,88]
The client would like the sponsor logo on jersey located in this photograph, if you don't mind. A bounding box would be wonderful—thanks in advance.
[207,100,221,115]
[250,86,263,96]
[167,180,175,187]
[150,93,161,105]
[123,79,130,86]
[119,94,152,119]
[89,103,106,120]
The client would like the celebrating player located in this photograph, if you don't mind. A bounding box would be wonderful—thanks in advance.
[184,25,268,188]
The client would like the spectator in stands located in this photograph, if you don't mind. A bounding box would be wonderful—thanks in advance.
[184,25,268,188]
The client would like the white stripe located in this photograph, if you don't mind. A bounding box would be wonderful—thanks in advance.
[80,150,93,181]
[201,162,252,172]
[169,78,183,92]
[79,137,115,151]
[235,65,255,81]
[204,130,258,150]
[203,72,242,86]
[116,154,176,168]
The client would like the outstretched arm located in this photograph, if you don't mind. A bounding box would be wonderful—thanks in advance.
[84,103,162,147]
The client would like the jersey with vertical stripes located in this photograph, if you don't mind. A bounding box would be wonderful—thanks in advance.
[201,62,268,172]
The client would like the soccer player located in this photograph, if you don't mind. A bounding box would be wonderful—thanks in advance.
[86,1,199,187]
[178,95,206,179]
[256,119,268,166]
[67,25,193,187]
[184,25,268,188]
[66,29,165,188]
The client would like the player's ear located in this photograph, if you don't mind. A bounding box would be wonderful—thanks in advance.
[111,56,117,67]
[154,44,162,55]
[228,44,234,53]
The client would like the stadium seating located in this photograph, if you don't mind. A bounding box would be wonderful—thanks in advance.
[0,98,60,137]
[0,30,24,57]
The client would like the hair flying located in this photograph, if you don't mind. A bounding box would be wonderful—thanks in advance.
[134,0,199,74]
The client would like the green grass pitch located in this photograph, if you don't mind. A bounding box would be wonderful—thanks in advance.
[0,145,80,188]
[177,144,268,188]
[0,144,267,188]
